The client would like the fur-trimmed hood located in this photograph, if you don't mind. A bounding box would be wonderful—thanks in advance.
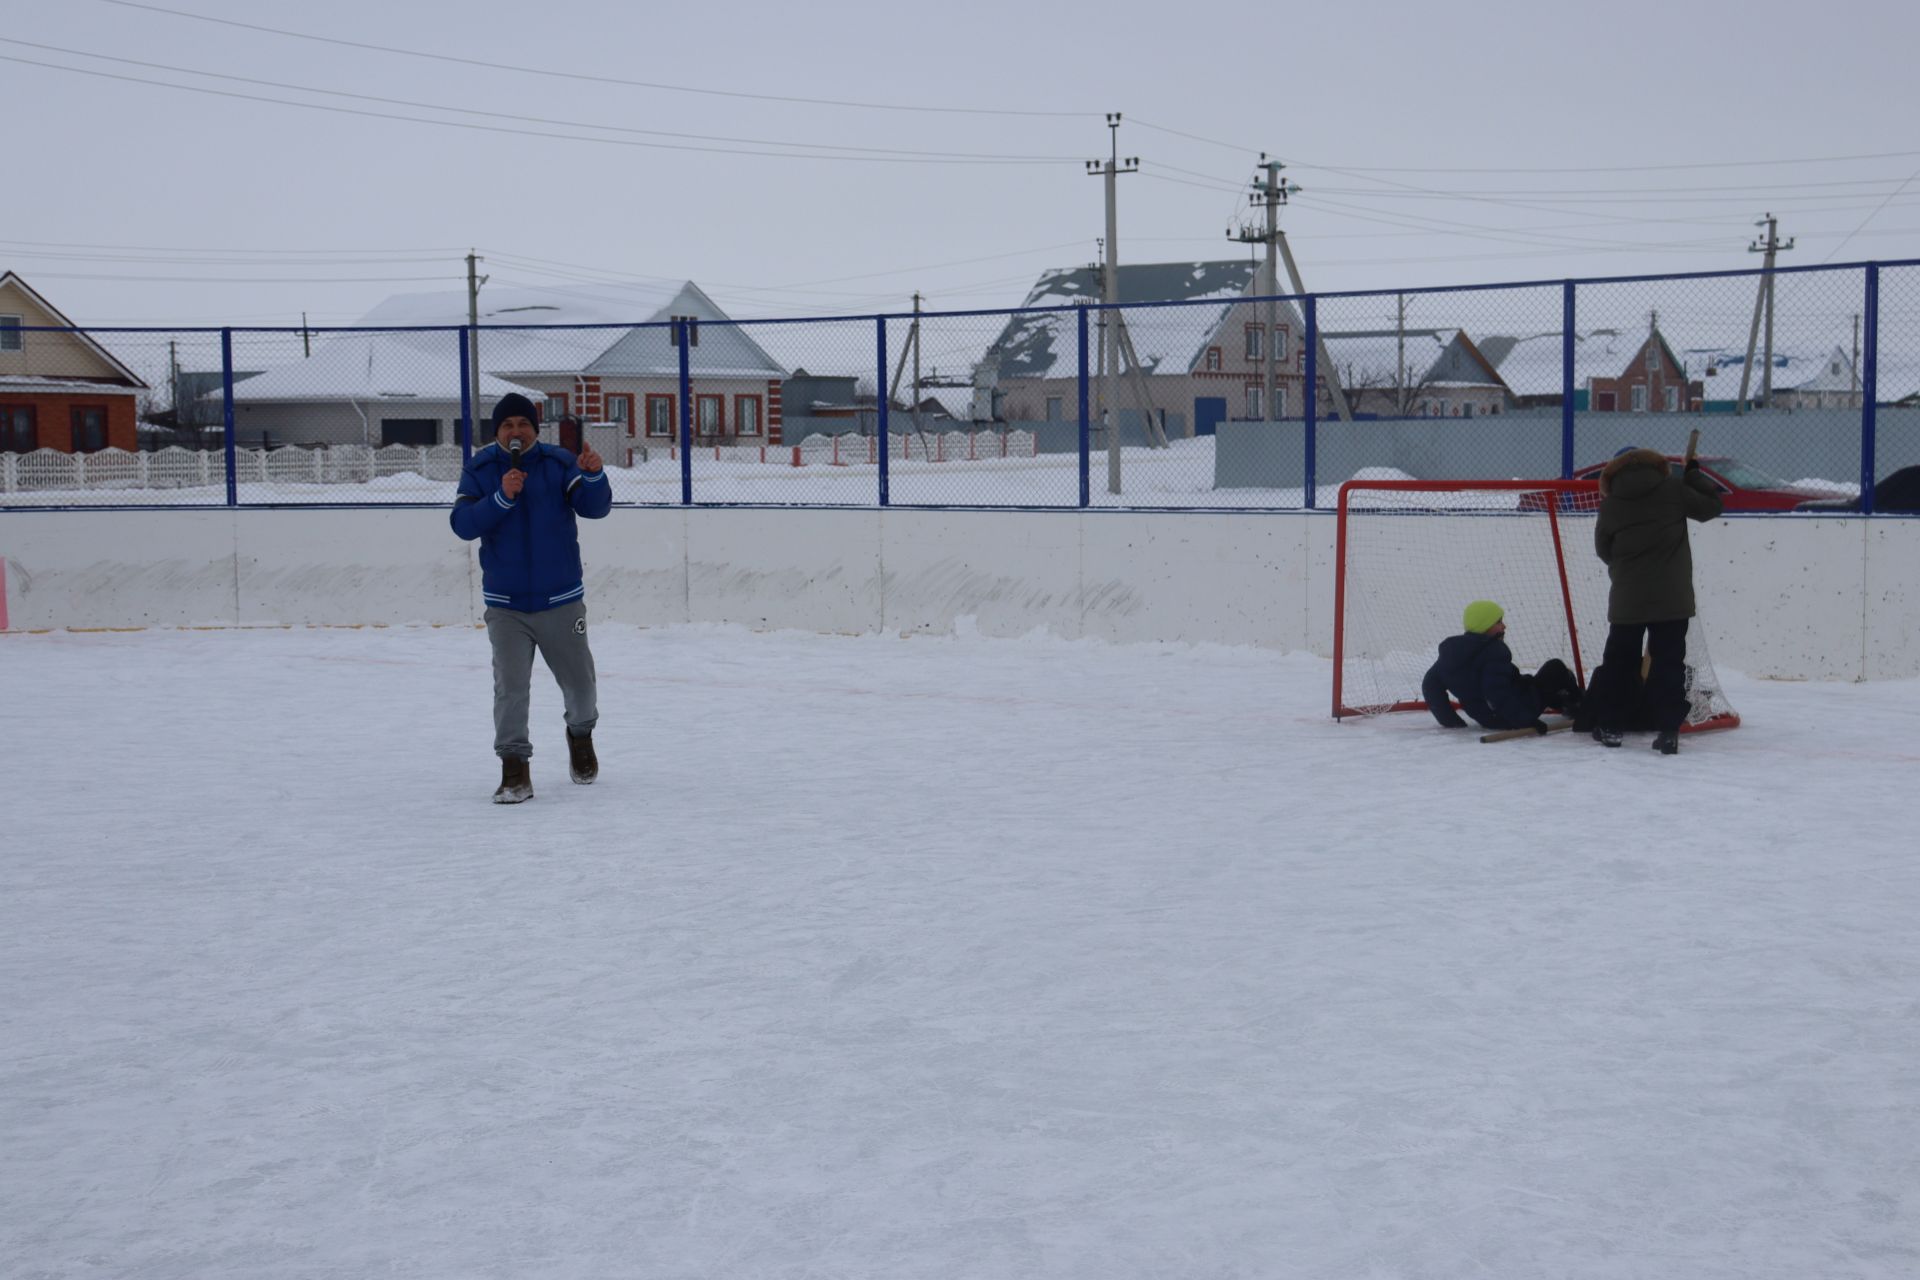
[1599,447,1670,499]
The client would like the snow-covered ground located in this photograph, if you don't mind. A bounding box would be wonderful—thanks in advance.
[5,625,1917,1279]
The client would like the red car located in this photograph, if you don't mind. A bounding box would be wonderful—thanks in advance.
[1522,456,1840,512]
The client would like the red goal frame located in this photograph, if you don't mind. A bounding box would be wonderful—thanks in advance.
[1331,478,1739,732]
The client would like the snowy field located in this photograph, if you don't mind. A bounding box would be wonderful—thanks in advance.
[5,624,1918,1279]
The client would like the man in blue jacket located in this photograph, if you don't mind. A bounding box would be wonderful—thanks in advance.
[451,392,613,802]
[1422,600,1583,735]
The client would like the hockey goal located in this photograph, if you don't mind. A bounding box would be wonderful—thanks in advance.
[1333,479,1739,732]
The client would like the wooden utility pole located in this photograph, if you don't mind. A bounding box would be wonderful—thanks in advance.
[301,311,311,358]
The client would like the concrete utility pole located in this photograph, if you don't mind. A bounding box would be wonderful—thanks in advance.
[1228,155,1297,423]
[301,311,311,358]
[1853,312,1861,405]
[466,251,488,428]
[1737,214,1793,411]
[1396,294,1408,415]
[1086,113,1139,495]
[886,292,927,441]
[1230,158,1353,423]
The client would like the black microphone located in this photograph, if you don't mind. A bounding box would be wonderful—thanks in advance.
[508,440,524,472]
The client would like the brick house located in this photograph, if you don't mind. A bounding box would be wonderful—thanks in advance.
[0,272,149,455]
[1587,326,1704,413]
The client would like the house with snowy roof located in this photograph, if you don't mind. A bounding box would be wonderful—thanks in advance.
[0,271,150,455]
[216,334,542,450]
[361,280,789,446]
[976,260,1302,434]
[217,280,791,451]
[1315,328,1511,418]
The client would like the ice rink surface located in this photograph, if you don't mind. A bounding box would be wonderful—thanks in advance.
[5,623,1918,1279]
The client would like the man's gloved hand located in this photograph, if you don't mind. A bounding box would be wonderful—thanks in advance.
[1684,456,1702,473]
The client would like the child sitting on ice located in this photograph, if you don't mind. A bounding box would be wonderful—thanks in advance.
[1422,600,1583,735]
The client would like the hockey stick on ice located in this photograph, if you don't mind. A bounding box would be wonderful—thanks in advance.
[1479,718,1574,744]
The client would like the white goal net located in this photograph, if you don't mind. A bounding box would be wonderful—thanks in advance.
[1334,480,1739,731]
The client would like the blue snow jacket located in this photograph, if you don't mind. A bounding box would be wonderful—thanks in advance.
[1421,632,1539,730]
[450,441,612,613]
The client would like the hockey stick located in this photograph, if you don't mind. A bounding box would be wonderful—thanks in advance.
[1479,718,1574,743]
[1685,428,1701,465]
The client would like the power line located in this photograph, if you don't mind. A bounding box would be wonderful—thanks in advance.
[1128,117,1920,176]
[0,54,1077,165]
[0,37,1080,163]
[92,0,1091,119]
[23,271,460,284]
[1822,166,1920,263]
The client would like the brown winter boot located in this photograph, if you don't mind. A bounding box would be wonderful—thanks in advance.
[493,756,533,804]
[567,730,598,785]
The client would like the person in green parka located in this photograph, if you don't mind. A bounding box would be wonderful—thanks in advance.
[1590,446,1723,754]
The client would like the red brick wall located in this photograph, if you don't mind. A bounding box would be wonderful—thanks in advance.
[0,390,139,452]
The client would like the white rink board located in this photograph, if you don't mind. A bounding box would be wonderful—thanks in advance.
[1,508,1914,679]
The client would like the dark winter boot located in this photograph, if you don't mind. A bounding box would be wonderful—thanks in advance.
[567,730,598,785]
[493,756,533,804]
[1652,730,1679,756]
[1592,727,1623,748]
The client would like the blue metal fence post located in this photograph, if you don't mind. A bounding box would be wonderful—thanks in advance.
[457,327,473,461]
[677,320,693,506]
[877,316,890,506]
[220,327,238,507]
[1304,295,1318,508]
[1862,264,1879,514]
[1077,305,1091,508]
[1561,281,1577,479]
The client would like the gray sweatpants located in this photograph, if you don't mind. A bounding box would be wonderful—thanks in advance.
[485,599,598,759]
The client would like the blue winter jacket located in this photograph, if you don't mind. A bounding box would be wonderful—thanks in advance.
[1421,632,1539,730]
[450,442,612,613]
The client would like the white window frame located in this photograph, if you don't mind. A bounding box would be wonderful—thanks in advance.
[735,394,762,438]
[1273,386,1287,418]
[1245,383,1263,419]
[1663,386,1679,412]
[1274,327,1289,362]
[1632,384,1649,412]
[605,394,631,425]
[646,395,675,439]
[1045,396,1064,422]
[1645,345,1659,371]
[1245,326,1263,362]
[1204,348,1222,372]
[542,394,568,424]
[0,314,21,352]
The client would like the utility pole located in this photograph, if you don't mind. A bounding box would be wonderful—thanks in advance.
[886,292,927,441]
[465,250,488,429]
[1737,214,1793,411]
[1228,155,1297,423]
[1086,113,1138,495]
[169,339,181,430]
[1229,157,1352,424]
[300,311,311,358]
[1396,294,1408,415]
[1853,312,1861,406]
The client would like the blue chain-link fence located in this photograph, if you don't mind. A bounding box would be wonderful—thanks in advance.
[3,259,1916,512]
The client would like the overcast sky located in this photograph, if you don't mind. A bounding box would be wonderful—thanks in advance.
[6,0,1919,333]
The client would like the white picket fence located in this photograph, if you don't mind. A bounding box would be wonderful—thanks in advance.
[0,444,469,494]
[792,430,1039,467]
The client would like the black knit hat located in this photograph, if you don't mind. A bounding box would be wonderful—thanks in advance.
[490,392,540,433]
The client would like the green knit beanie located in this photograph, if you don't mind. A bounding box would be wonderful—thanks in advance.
[1463,600,1504,634]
